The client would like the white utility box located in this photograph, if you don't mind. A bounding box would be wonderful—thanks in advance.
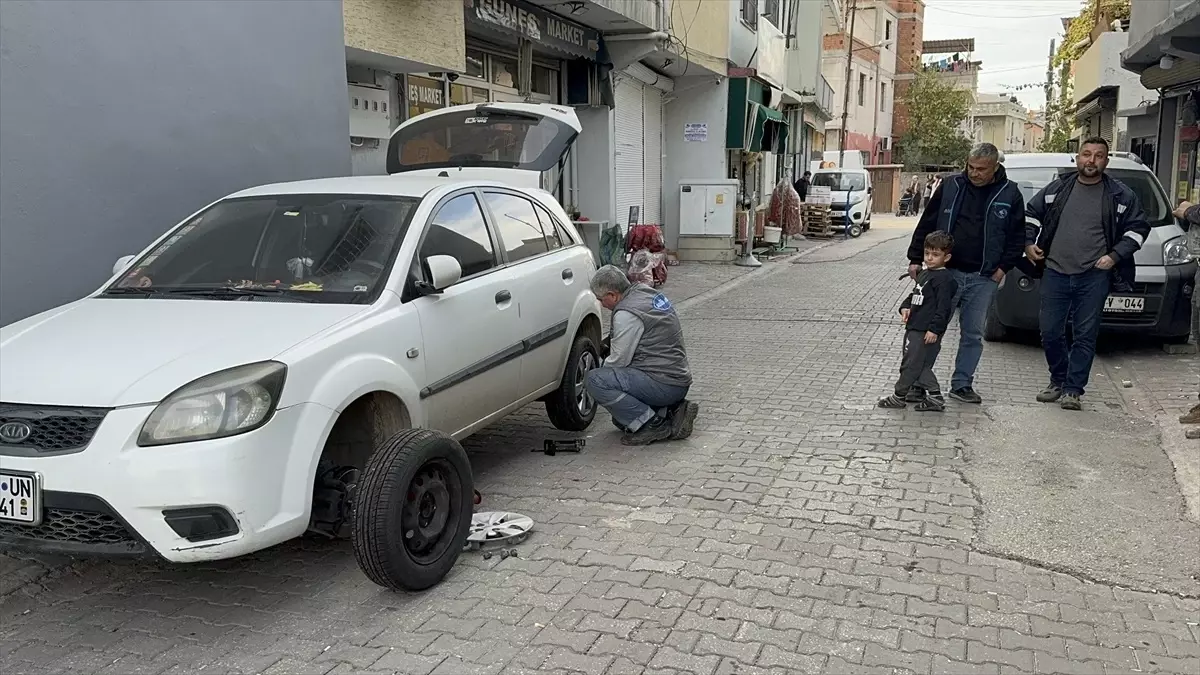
[348,84,391,139]
[678,179,738,237]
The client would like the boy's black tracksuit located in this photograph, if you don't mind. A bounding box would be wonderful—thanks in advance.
[895,268,958,399]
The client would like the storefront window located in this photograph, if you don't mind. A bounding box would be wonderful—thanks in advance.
[451,84,490,106]
[465,49,486,79]
[1175,97,1198,203]
[406,75,445,120]
[491,56,518,88]
[532,65,555,96]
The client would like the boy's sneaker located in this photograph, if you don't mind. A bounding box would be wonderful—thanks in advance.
[949,387,982,404]
[1179,403,1200,424]
[1036,383,1064,403]
[914,394,945,412]
[904,387,926,403]
[877,394,907,409]
[1060,394,1082,411]
[669,400,700,440]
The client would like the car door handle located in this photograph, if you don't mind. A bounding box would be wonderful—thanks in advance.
[495,290,511,304]
[562,268,574,280]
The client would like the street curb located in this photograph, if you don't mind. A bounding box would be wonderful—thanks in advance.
[675,241,835,314]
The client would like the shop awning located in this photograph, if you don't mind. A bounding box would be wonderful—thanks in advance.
[748,103,789,154]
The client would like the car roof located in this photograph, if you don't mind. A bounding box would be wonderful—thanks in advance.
[227,175,524,200]
[1002,152,1150,172]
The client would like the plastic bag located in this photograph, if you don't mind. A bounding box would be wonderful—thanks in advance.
[627,224,665,253]
[598,222,625,267]
[626,248,664,286]
[769,177,803,236]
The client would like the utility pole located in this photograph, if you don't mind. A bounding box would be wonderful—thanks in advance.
[838,0,858,169]
[1043,38,1056,147]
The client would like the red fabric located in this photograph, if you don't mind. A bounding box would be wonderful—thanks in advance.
[769,178,803,236]
[625,225,667,286]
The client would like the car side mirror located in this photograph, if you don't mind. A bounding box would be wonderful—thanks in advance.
[113,255,135,276]
[867,186,873,194]
[418,255,463,295]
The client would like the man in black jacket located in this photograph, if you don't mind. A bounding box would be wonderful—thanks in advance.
[1025,136,1151,411]
[905,143,1027,404]
[794,171,811,201]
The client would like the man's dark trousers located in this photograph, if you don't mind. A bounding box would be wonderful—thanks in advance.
[895,330,941,396]
[1040,268,1110,395]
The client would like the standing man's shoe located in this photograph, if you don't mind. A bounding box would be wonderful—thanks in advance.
[1180,403,1200,424]
[1036,384,1063,403]
[949,387,983,404]
[1060,394,1082,411]
[904,387,926,403]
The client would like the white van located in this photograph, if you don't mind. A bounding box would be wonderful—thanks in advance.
[810,167,873,237]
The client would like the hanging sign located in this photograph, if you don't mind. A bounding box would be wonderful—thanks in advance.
[464,0,600,61]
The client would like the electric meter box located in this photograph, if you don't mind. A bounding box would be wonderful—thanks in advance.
[348,84,391,140]
[678,179,739,237]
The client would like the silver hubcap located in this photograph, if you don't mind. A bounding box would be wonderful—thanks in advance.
[574,350,597,415]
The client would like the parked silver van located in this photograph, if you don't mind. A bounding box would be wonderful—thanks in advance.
[986,152,1195,342]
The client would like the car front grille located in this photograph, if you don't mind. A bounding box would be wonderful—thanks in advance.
[0,494,147,556]
[0,403,109,454]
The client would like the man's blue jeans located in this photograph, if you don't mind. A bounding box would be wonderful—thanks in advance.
[1039,268,1111,396]
[948,269,1000,391]
[585,367,689,432]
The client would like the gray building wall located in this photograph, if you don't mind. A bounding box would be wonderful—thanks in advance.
[0,0,352,327]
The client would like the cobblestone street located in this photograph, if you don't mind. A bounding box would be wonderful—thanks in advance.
[3,220,1199,675]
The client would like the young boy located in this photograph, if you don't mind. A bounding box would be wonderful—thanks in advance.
[879,231,958,411]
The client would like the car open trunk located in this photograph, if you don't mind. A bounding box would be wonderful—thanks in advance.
[385,102,582,189]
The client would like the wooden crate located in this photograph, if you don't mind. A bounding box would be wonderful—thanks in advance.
[801,204,834,238]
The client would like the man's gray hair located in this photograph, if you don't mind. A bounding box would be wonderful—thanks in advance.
[591,264,631,296]
[969,142,1002,164]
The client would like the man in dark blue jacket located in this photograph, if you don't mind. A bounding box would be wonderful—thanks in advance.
[906,143,1027,404]
[1025,136,1151,411]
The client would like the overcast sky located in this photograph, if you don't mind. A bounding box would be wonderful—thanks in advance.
[921,0,1086,110]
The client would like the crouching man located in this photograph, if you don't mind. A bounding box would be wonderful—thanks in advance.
[585,265,700,446]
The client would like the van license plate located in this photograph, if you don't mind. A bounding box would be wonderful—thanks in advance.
[0,471,41,525]
[1104,296,1144,313]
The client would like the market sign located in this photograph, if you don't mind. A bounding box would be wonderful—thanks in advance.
[464,0,600,61]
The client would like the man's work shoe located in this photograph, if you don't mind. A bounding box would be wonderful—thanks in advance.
[620,416,673,446]
[1036,384,1063,403]
[1180,403,1200,424]
[669,400,699,440]
[949,387,982,404]
[1060,394,1082,411]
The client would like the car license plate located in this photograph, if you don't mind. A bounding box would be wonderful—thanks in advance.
[0,471,41,525]
[1104,296,1144,313]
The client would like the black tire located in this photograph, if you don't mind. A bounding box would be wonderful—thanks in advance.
[983,298,1008,343]
[848,222,863,238]
[352,428,473,592]
[545,333,600,431]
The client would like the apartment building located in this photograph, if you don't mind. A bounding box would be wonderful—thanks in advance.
[821,0,901,164]
[1120,0,1199,203]
[969,93,1030,154]
[1067,13,1155,156]
[889,0,926,141]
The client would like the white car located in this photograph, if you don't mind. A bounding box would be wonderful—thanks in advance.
[0,102,604,591]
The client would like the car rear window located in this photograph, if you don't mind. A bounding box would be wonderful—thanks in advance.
[1006,167,1172,226]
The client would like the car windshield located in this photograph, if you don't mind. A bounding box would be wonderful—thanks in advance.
[1006,167,1173,226]
[106,194,419,303]
[387,108,573,174]
[811,172,867,191]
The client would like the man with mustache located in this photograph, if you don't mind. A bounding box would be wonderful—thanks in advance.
[1024,136,1151,411]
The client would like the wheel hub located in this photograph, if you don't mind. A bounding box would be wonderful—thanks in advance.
[402,466,452,557]
[574,350,597,415]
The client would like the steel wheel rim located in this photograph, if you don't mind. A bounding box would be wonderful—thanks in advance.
[574,350,597,415]
[401,460,460,564]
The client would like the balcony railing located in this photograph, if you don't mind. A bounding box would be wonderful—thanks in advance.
[816,74,834,115]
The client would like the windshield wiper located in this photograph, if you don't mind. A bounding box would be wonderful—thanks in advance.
[102,287,161,296]
[159,286,316,301]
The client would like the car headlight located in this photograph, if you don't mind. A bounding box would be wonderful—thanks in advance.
[1164,237,1194,266]
[138,361,287,446]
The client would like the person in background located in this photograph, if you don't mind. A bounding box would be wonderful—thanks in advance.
[794,171,812,202]
[905,143,1026,405]
[1025,137,1151,411]
[921,174,935,213]
[1172,199,1200,425]
[585,266,699,445]
[879,231,958,412]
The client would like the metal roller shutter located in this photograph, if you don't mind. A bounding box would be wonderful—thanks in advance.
[642,84,664,226]
[615,75,645,231]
